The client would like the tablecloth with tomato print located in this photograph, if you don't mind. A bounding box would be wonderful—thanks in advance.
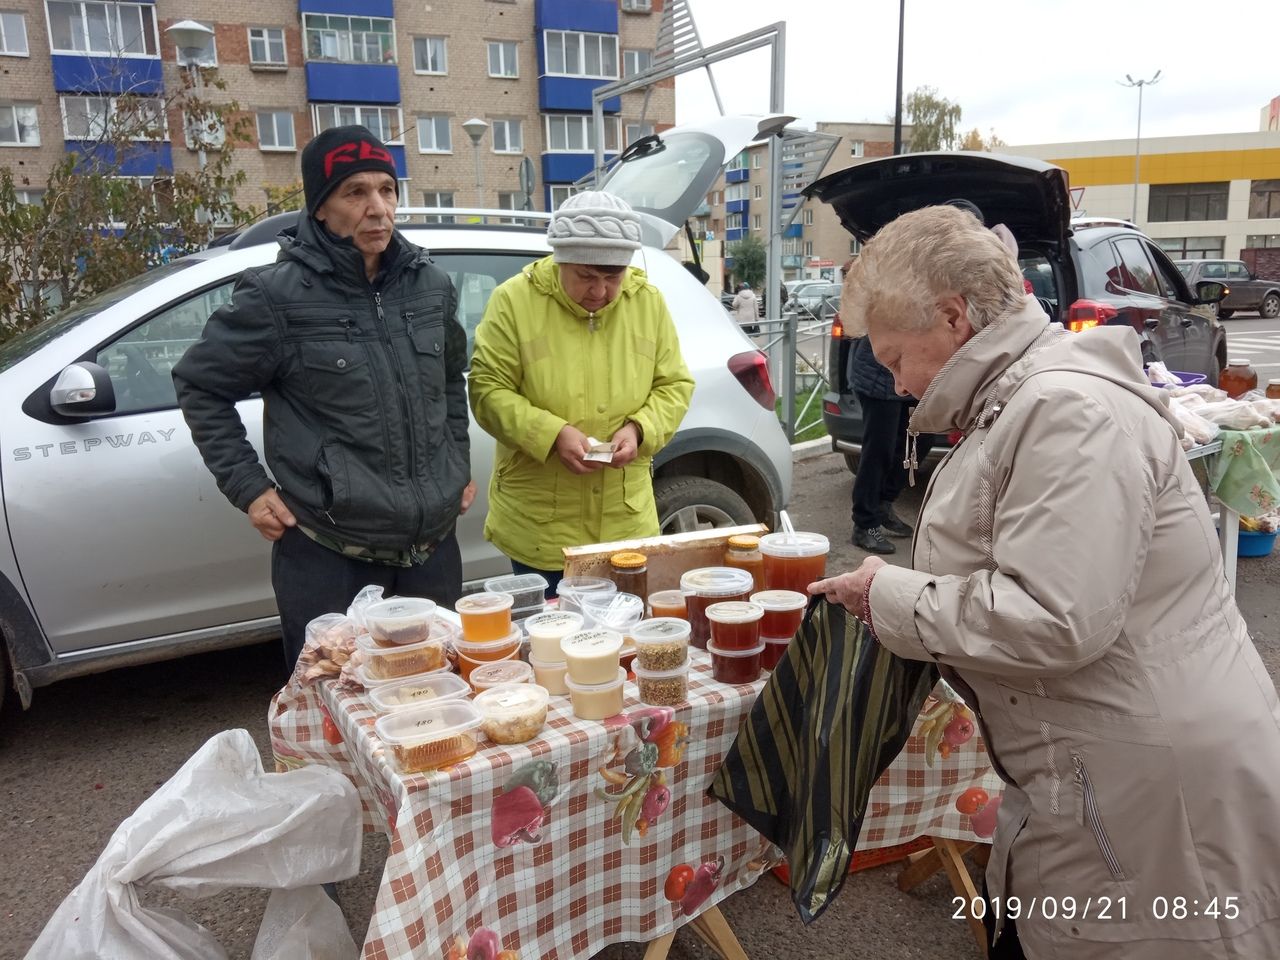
[269,649,1002,960]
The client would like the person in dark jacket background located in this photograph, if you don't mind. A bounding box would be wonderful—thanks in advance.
[174,125,475,668]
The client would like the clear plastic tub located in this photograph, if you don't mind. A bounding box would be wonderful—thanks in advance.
[680,567,755,650]
[368,672,472,714]
[356,627,452,680]
[529,655,570,695]
[364,596,438,646]
[758,532,830,594]
[556,577,617,616]
[633,662,689,706]
[762,636,790,671]
[706,638,765,685]
[374,700,483,773]
[483,572,550,608]
[455,592,515,642]
[565,667,627,721]
[469,659,534,692]
[454,627,523,682]
[647,589,688,620]
[706,600,764,651]
[631,618,691,671]
[524,610,585,662]
[750,590,808,638]
[560,629,624,685]
[474,683,550,744]
[581,592,645,632]
[512,601,547,624]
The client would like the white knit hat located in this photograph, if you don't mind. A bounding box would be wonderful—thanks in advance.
[547,190,643,266]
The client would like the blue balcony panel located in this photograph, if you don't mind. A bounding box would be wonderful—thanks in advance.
[52,55,164,95]
[538,76,620,113]
[66,140,173,177]
[725,168,749,184]
[305,63,400,104]
[784,223,803,238]
[725,228,746,243]
[386,144,407,179]
[542,151,616,184]
[535,0,617,35]
[725,199,749,215]
[299,0,393,15]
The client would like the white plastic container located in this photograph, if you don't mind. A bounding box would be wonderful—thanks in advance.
[565,667,627,721]
[560,628,624,685]
[529,655,570,696]
[356,626,453,680]
[469,658,534,692]
[580,592,645,633]
[368,672,472,714]
[474,683,550,744]
[374,700,483,773]
[524,610,585,661]
[483,572,549,609]
[556,577,617,616]
[630,618,691,671]
[633,662,689,706]
[363,596,438,646]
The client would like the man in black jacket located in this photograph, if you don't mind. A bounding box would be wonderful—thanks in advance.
[174,125,475,668]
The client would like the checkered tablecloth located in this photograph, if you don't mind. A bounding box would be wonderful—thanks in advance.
[269,653,1000,959]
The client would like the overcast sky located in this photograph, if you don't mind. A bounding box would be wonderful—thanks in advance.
[673,0,1278,145]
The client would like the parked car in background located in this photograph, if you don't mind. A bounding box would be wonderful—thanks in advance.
[1174,259,1280,319]
[804,152,1228,472]
[792,281,842,322]
[0,114,797,711]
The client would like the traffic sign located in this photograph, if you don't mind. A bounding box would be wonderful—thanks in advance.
[1069,186,1085,211]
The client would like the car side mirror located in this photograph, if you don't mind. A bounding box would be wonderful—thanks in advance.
[50,361,116,417]
[1194,280,1227,305]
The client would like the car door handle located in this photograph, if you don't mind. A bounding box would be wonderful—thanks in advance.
[1143,318,1160,330]
[1179,317,1195,327]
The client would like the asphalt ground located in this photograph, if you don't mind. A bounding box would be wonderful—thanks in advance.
[2,450,1277,959]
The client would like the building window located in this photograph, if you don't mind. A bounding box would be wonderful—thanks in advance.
[621,0,652,11]
[491,118,522,154]
[488,40,517,77]
[548,184,574,210]
[1148,182,1228,223]
[849,139,864,157]
[710,190,721,205]
[725,183,749,203]
[0,102,39,145]
[849,237,862,255]
[803,208,814,225]
[422,190,455,223]
[248,27,286,66]
[313,104,402,143]
[416,114,451,153]
[625,121,654,145]
[62,95,164,140]
[752,152,761,169]
[497,191,523,221]
[544,30,617,80]
[726,213,743,230]
[256,111,294,151]
[1154,236,1225,260]
[804,241,814,257]
[752,214,761,230]
[413,35,446,74]
[46,1,158,56]
[0,11,28,56]
[16,187,44,204]
[622,48,652,77]
[1248,179,1280,220]
[544,114,619,153]
[752,185,762,199]
[303,13,395,65]
[727,151,748,171]
[1246,234,1280,249]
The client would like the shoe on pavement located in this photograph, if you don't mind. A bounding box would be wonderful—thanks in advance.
[853,526,896,554]
[879,511,914,539]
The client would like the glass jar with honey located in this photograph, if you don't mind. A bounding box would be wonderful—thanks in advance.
[723,535,764,593]
[608,552,648,601]
[1220,358,1258,399]
[1267,379,1280,400]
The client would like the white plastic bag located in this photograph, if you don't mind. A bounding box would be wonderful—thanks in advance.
[26,729,361,960]
[250,888,358,960]
[345,584,386,630]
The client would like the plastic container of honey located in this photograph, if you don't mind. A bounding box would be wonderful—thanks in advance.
[566,667,628,721]
[749,590,808,638]
[529,655,570,695]
[1267,378,1280,400]
[758,532,830,594]
[364,596,438,646]
[647,589,688,620]
[454,628,523,683]
[524,610,585,662]
[761,636,791,671]
[469,658,534,693]
[680,567,754,650]
[705,601,764,651]
[356,628,452,680]
[455,592,515,642]
[374,700,482,773]
[474,683,549,744]
[560,629,624,685]
[706,639,765,685]
[556,577,617,617]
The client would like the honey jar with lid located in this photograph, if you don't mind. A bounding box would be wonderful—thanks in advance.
[1220,358,1258,399]
[608,551,648,602]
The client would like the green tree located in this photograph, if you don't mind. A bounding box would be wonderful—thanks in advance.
[727,234,766,289]
[0,67,251,345]
[903,86,963,152]
[262,179,305,215]
[959,127,1007,152]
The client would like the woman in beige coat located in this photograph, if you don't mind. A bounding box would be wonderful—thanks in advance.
[812,205,1280,959]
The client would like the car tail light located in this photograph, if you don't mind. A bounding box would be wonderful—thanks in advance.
[946,429,963,445]
[728,350,777,410]
[831,313,844,338]
[824,400,840,415]
[1066,299,1118,332]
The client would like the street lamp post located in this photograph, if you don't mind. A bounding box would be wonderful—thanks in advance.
[462,118,489,210]
[166,20,216,241]
[1120,70,1161,224]
[893,0,905,154]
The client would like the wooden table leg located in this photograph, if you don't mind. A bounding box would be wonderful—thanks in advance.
[687,905,750,960]
[642,932,677,960]
[935,837,988,958]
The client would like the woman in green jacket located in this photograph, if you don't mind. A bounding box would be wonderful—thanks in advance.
[468,191,694,593]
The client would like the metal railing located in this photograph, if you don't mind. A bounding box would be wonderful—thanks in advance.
[742,298,837,439]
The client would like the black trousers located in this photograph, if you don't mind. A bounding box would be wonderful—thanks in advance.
[851,394,934,529]
[982,878,1028,959]
[271,526,463,671]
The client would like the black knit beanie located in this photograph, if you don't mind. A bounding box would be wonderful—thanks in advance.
[301,125,399,214]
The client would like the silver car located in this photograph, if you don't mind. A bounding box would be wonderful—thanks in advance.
[0,115,794,711]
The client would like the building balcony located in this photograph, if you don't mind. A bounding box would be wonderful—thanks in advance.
[725,199,749,215]
[536,0,617,33]
[784,223,803,238]
[66,140,173,177]
[725,168,749,184]
[305,62,400,104]
[542,152,616,184]
[538,77,620,114]
[782,254,804,269]
[725,228,746,243]
[300,0,393,12]
[52,56,164,95]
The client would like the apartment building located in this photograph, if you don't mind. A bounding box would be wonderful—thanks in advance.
[689,121,908,287]
[0,0,673,217]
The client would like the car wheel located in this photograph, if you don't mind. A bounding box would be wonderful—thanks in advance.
[1217,308,1233,319]
[1261,293,1280,320]
[843,452,861,474]
[655,475,756,534]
